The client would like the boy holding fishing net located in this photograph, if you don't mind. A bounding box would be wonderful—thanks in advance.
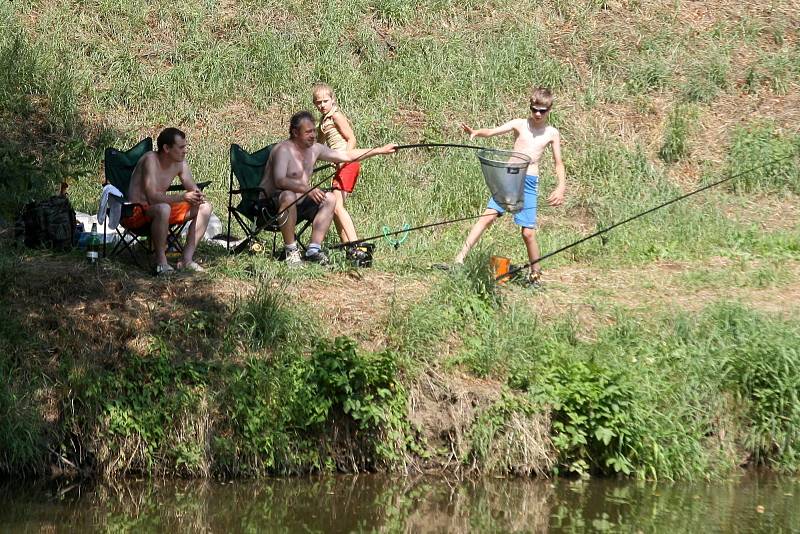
[455,87,566,285]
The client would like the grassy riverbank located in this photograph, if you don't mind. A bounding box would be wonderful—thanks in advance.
[1,0,799,480]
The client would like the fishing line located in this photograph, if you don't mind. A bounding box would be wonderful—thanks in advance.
[269,142,483,227]
[497,153,798,282]
[328,142,517,249]
[258,163,335,228]
[330,210,521,250]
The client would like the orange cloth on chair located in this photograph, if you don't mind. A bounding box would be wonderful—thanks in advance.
[121,201,193,229]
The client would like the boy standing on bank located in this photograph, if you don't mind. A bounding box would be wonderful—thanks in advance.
[312,83,369,262]
[455,87,566,284]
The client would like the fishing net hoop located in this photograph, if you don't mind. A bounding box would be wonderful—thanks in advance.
[476,148,531,214]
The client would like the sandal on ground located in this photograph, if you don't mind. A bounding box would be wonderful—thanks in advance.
[155,263,175,277]
[177,260,205,272]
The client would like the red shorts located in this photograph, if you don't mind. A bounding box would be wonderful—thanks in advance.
[332,161,361,193]
[121,201,193,229]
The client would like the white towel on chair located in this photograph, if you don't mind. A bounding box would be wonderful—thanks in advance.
[98,184,123,229]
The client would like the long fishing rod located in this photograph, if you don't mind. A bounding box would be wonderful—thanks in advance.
[396,143,483,151]
[497,153,798,282]
[330,210,506,250]
[242,142,485,252]
[258,163,335,228]
[327,143,497,249]
[264,142,484,232]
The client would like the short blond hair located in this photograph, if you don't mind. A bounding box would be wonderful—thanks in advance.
[529,87,553,109]
[312,83,335,101]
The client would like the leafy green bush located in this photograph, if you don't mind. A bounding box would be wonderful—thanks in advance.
[301,338,409,464]
[711,304,800,471]
[529,358,638,476]
[222,337,411,475]
[78,353,215,476]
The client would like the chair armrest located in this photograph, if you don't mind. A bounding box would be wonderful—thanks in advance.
[231,186,266,196]
[108,192,141,208]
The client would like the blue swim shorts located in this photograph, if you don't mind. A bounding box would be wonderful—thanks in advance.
[486,174,539,228]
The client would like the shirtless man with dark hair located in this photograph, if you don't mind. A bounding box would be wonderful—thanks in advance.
[259,111,396,267]
[125,127,212,275]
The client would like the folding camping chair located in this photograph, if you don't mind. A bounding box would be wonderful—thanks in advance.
[103,138,209,268]
[226,143,321,256]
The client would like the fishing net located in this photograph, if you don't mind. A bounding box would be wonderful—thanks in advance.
[476,148,531,213]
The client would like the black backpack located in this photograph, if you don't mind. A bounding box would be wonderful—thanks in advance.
[15,195,77,251]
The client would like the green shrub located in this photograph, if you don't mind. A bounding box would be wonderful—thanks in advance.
[725,121,800,194]
[681,52,730,103]
[711,304,800,471]
[301,338,409,464]
[529,358,638,476]
[659,104,697,163]
[77,352,216,476]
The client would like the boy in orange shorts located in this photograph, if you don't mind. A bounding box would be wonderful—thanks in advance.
[312,83,368,262]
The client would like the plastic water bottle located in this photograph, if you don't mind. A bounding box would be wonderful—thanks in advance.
[86,223,100,263]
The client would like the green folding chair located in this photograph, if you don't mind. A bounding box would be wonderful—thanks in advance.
[104,138,208,268]
[227,143,324,255]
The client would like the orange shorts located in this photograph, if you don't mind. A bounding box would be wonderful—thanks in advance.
[332,161,361,193]
[121,201,193,229]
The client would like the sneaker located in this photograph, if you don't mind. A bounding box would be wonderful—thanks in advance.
[285,248,303,268]
[527,269,543,289]
[304,248,329,265]
[346,246,370,266]
[155,263,175,277]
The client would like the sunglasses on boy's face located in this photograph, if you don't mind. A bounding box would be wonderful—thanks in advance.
[530,106,550,114]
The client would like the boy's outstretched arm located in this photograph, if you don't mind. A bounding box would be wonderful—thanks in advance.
[547,131,566,207]
[461,121,515,140]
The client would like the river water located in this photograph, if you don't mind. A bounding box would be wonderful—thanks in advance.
[1,472,798,533]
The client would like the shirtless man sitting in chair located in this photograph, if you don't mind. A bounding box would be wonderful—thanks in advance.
[259,111,396,267]
[124,127,213,275]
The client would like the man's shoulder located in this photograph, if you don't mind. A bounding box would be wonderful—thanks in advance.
[138,150,158,165]
[273,139,292,152]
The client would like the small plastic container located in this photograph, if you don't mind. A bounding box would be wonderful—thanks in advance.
[490,255,511,284]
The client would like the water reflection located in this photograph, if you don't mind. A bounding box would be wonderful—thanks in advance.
[1,472,798,533]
